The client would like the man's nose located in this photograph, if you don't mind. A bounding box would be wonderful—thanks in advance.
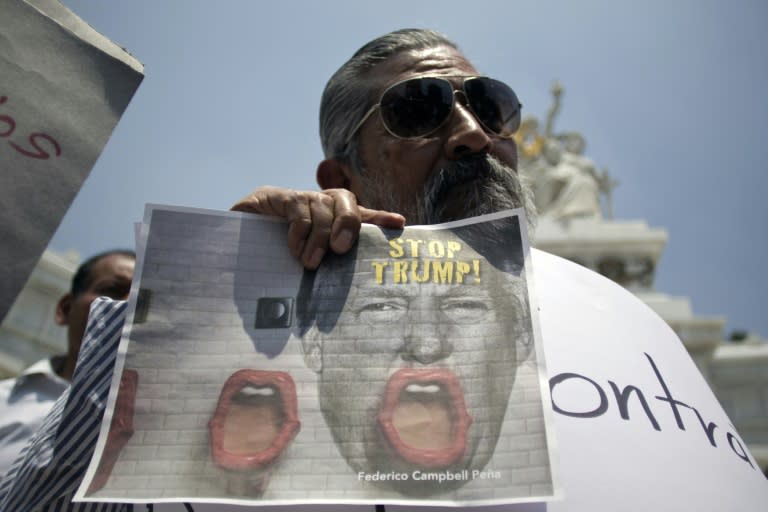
[402,332,453,364]
[401,315,454,365]
[443,99,492,159]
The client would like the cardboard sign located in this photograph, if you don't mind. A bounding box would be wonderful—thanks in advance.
[0,0,143,322]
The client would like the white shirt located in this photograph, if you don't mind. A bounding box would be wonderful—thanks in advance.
[0,356,68,476]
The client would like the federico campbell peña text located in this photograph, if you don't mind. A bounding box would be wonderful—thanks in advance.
[358,469,501,484]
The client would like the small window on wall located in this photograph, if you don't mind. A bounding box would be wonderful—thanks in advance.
[134,288,152,324]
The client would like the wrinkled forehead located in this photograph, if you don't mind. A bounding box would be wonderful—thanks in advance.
[367,45,479,96]
[89,254,135,282]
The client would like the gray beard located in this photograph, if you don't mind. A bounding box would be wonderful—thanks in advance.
[359,154,537,232]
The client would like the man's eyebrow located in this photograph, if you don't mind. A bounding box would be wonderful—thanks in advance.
[92,275,132,288]
[97,275,132,283]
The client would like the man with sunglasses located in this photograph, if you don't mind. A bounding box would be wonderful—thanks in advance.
[233,28,534,266]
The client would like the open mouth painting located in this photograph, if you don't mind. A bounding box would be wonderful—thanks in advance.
[209,369,300,472]
[378,368,472,468]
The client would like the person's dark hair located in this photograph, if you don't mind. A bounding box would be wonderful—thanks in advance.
[319,28,459,170]
[70,249,135,297]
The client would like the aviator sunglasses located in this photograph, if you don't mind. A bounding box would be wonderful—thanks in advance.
[346,76,522,143]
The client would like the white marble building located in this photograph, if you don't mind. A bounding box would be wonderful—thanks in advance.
[0,249,78,379]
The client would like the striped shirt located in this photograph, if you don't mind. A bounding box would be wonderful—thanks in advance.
[0,297,130,512]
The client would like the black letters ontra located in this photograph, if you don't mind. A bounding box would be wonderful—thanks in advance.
[548,353,757,470]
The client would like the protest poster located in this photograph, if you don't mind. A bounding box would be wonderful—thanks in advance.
[0,0,144,322]
[76,205,558,507]
[76,205,768,511]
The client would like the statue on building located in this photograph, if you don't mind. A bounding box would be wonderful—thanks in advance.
[517,82,619,220]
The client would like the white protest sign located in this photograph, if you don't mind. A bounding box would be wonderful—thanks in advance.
[0,0,143,322]
[534,249,767,511]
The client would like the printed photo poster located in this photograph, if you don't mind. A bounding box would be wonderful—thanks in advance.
[76,205,558,507]
[0,0,144,322]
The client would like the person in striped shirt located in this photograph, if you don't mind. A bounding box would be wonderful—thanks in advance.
[0,250,134,476]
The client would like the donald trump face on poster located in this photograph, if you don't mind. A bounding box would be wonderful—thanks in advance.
[296,216,534,496]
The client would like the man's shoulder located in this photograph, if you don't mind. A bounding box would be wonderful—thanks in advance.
[0,358,68,409]
[0,377,17,400]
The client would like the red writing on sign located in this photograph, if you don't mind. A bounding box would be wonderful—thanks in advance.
[0,95,62,160]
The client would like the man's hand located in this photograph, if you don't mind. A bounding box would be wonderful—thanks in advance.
[231,186,405,269]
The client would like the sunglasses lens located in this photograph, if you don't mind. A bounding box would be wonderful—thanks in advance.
[380,77,454,138]
[464,78,522,136]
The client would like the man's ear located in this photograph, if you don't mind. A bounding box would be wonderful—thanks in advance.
[316,158,354,191]
[55,293,73,326]
[299,327,324,373]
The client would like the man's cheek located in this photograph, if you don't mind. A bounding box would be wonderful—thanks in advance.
[492,140,519,171]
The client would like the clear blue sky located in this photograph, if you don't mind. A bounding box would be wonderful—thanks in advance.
[52,0,768,338]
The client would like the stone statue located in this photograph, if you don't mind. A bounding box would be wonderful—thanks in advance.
[517,82,615,221]
[543,142,601,220]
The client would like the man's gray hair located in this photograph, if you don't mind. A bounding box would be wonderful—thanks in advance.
[319,28,458,170]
